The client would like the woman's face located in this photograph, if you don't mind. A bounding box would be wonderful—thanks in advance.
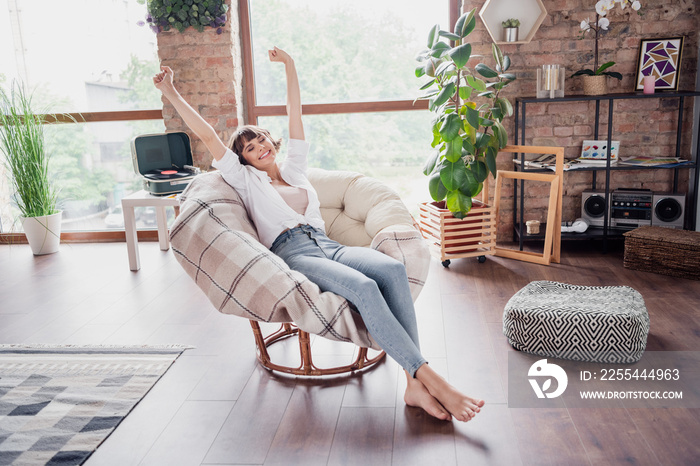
[240,134,277,170]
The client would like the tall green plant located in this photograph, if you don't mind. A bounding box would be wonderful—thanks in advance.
[415,8,516,218]
[0,83,59,218]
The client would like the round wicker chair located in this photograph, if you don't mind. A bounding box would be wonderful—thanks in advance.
[170,168,430,376]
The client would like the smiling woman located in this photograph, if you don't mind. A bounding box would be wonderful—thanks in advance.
[229,126,282,165]
[154,40,486,422]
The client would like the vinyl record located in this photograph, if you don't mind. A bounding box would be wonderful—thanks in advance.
[143,173,170,180]
[143,168,191,180]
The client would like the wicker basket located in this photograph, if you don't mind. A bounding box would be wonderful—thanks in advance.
[623,226,700,280]
[582,75,608,96]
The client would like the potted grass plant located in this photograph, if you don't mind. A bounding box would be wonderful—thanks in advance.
[0,82,63,255]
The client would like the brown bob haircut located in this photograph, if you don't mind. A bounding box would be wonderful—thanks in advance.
[227,125,282,165]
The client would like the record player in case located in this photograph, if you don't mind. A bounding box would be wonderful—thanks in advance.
[131,132,199,196]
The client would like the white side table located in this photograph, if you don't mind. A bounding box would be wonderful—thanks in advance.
[121,190,180,271]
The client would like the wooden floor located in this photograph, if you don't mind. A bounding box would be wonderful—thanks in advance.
[1,239,699,465]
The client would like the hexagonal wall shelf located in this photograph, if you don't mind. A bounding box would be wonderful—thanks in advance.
[479,0,547,45]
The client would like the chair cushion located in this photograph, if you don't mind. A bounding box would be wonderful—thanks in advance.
[308,168,416,247]
[503,281,650,363]
[170,170,429,349]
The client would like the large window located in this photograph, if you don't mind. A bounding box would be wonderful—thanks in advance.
[242,0,458,212]
[0,0,165,233]
[1,1,459,236]
[0,0,159,113]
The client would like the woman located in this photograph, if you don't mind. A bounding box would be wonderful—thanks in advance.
[153,47,484,422]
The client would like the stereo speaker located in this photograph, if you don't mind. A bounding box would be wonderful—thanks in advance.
[651,193,685,229]
[581,190,608,227]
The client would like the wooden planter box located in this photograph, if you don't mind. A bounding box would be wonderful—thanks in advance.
[418,199,497,266]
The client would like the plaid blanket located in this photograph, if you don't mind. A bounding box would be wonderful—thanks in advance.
[170,170,429,349]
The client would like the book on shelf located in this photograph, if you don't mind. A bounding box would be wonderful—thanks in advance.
[618,156,691,167]
[571,158,618,168]
[512,155,617,171]
[512,154,563,170]
[513,154,693,170]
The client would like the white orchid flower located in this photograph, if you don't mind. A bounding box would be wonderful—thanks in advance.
[598,17,610,30]
[595,2,607,16]
[580,18,591,31]
[595,0,615,16]
[632,1,641,11]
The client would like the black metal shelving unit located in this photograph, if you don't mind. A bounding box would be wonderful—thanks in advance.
[512,91,700,250]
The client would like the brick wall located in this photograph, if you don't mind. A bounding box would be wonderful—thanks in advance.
[155,0,242,169]
[463,0,698,237]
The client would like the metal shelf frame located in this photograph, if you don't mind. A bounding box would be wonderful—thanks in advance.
[513,91,700,250]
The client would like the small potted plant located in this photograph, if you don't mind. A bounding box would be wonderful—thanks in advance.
[501,18,520,42]
[572,0,643,95]
[0,82,65,255]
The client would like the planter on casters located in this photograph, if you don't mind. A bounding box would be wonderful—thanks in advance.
[418,198,497,268]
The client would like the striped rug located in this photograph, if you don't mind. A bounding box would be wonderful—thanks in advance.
[0,345,188,465]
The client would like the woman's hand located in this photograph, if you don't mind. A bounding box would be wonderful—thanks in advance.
[268,46,293,66]
[153,66,175,94]
[269,46,304,140]
[151,65,227,160]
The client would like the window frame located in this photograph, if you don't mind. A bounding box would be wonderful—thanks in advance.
[238,0,460,124]
[0,109,164,243]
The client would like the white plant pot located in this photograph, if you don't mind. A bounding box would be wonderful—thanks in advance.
[20,211,62,255]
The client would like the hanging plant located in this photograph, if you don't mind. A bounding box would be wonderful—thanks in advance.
[137,0,229,34]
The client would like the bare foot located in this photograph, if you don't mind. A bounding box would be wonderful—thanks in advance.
[415,364,485,422]
[404,372,451,421]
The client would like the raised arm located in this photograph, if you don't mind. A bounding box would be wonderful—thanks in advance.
[268,47,304,141]
[153,66,228,161]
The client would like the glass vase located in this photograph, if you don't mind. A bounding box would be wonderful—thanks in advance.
[537,65,565,99]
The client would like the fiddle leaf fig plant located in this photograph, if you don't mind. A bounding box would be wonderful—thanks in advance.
[415,8,516,218]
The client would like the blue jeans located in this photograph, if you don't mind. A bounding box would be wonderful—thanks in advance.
[270,225,427,377]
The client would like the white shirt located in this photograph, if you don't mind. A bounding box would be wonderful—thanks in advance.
[211,139,325,248]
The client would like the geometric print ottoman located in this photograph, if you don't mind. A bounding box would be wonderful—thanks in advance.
[503,281,650,363]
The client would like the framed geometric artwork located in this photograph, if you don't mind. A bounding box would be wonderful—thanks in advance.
[634,37,684,91]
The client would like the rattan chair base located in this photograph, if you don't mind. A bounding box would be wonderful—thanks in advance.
[249,321,386,376]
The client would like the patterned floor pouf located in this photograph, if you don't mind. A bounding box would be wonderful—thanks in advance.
[503,281,650,363]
